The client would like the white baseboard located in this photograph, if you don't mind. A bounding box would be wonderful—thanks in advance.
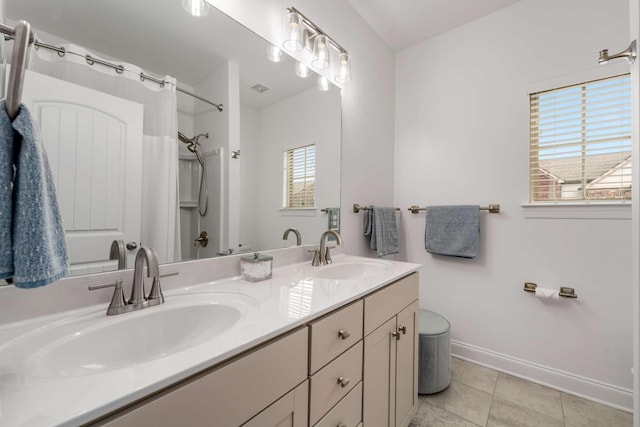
[451,340,633,413]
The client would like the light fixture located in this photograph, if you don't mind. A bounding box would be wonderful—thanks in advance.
[317,76,330,91]
[311,35,330,70]
[282,6,351,86]
[283,11,304,52]
[181,0,209,17]
[599,40,636,65]
[267,44,285,63]
[335,52,351,83]
[295,61,310,78]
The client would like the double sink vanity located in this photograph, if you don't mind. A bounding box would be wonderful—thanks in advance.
[0,250,420,427]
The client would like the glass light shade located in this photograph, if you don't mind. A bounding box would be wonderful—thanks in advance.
[317,76,330,91]
[181,0,209,17]
[283,12,304,52]
[295,61,310,78]
[335,52,351,84]
[267,45,285,63]
[311,35,330,70]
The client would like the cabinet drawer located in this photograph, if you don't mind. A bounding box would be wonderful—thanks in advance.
[310,341,363,425]
[309,300,363,373]
[100,327,308,427]
[364,273,418,335]
[314,382,362,427]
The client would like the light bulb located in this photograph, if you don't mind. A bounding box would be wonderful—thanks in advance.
[267,45,285,63]
[295,61,310,78]
[283,11,304,52]
[317,76,330,91]
[181,0,209,17]
[311,35,330,70]
[335,52,351,84]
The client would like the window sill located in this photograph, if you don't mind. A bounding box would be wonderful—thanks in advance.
[521,202,631,220]
[279,208,317,217]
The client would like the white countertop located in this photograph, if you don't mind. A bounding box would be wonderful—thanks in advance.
[0,254,419,427]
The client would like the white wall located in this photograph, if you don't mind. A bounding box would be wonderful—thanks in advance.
[239,104,259,251]
[395,0,633,409]
[208,0,397,257]
[248,87,341,251]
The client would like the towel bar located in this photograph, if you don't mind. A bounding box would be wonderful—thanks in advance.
[523,282,577,299]
[408,204,500,214]
[353,203,401,213]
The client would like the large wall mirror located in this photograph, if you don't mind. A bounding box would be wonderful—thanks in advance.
[3,0,341,279]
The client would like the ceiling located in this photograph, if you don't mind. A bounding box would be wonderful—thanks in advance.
[347,0,523,51]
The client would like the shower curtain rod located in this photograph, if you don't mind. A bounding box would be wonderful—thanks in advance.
[8,36,224,112]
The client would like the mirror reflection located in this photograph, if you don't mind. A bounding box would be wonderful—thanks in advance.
[4,0,341,278]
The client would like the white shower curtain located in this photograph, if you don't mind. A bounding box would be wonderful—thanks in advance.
[29,44,182,264]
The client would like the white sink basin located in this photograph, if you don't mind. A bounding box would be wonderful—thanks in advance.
[1,292,255,379]
[314,260,392,280]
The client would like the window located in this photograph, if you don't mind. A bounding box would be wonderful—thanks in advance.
[529,74,631,202]
[283,144,315,208]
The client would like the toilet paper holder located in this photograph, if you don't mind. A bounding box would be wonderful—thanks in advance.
[524,282,577,299]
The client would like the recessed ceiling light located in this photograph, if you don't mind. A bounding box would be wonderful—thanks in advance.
[251,84,270,93]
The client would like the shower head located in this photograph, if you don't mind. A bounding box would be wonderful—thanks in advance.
[178,132,209,153]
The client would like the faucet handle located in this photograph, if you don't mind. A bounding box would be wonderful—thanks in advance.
[308,249,321,267]
[89,280,127,316]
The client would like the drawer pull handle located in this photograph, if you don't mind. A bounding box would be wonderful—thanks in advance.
[391,331,401,340]
[337,376,350,388]
[338,329,351,340]
[399,326,407,335]
[337,424,347,427]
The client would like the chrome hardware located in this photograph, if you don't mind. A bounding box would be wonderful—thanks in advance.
[337,377,350,388]
[337,424,347,427]
[90,247,164,315]
[399,326,407,335]
[126,241,138,250]
[408,204,500,214]
[109,240,126,270]
[309,249,321,267]
[283,228,302,246]
[353,203,401,213]
[599,40,636,65]
[338,329,351,340]
[231,149,240,159]
[89,280,127,316]
[391,331,401,340]
[194,230,209,247]
[523,282,578,299]
[318,230,342,266]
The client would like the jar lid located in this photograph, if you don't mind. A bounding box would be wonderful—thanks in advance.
[241,252,273,263]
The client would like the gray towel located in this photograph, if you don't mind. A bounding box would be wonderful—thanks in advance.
[0,102,68,288]
[0,103,14,279]
[425,205,479,258]
[363,206,398,257]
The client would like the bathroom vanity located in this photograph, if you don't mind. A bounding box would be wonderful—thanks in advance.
[0,253,419,427]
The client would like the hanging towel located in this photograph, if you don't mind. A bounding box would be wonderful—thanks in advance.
[4,102,68,288]
[0,103,14,279]
[425,205,479,258]
[363,206,399,257]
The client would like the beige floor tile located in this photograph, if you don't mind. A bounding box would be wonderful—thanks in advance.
[451,357,498,394]
[423,380,492,426]
[410,401,481,427]
[493,373,563,421]
[562,393,632,427]
[487,397,564,427]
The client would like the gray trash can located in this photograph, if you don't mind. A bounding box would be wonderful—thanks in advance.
[418,309,451,394]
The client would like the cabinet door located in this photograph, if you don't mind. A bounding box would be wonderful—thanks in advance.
[243,380,308,427]
[395,301,418,427]
[363,317,396,427]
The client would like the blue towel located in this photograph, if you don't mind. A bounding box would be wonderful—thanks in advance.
[0,103,14,279]
[425,205,479,258]
[0,102,68,288]
[363,206,398,257]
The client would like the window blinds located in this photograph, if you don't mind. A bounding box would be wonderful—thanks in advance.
[283,144,315,208]
[529,74,631,202]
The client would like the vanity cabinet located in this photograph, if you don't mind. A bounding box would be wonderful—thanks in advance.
[92,272,418,427]
[363,273,419,427]
[97,327,308,427]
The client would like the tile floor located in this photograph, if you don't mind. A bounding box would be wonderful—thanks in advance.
[410,357,633,427]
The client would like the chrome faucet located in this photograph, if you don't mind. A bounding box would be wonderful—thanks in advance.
[313,230,342,266]
[283,228,302,246]
[89,246,167,315]
[109,239,126,270]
